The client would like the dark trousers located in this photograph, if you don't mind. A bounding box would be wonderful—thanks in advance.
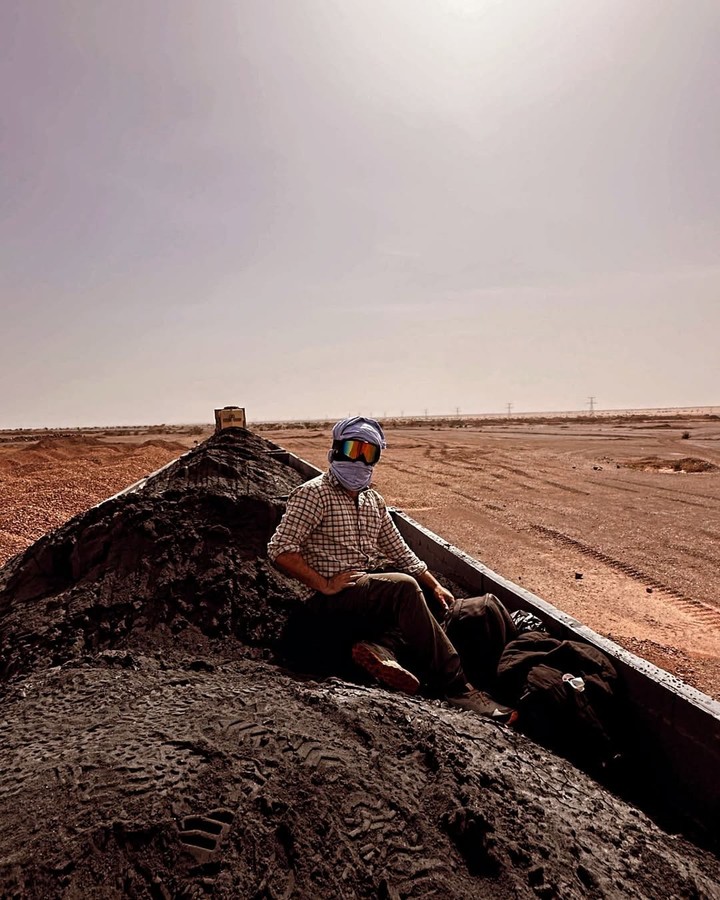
[303,572,464,692]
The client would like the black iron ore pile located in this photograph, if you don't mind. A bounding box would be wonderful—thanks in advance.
[0,429,307,682]
[0,429,718,899]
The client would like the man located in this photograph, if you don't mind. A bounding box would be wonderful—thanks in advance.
[268,416,516,723]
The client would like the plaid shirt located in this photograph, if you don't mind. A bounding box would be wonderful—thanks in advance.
[267,472,427,598]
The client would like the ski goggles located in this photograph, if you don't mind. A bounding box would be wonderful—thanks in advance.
[331,438,381,465]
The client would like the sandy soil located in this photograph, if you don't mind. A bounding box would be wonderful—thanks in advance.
[261,417,720,701]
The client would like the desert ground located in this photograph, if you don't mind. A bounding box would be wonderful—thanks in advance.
[1,414,719,701]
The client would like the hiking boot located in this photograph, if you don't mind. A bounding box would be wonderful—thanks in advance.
[446,685,518,725]
[351,642,420,695]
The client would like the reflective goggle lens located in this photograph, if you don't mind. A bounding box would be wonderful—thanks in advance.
[335,439,381,465]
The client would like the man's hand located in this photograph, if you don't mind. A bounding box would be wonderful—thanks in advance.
[322,570,366,595]
[432,584,455,617]
[415,569,455,618]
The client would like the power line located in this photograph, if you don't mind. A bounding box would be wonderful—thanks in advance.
[506,402,513,418]
[588,396,596,415]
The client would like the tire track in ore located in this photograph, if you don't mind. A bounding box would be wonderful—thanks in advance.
[199,684,456,897]
[0,666,457,897]
[531,524,720,628]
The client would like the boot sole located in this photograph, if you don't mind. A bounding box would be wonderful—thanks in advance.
[352,644,420,695]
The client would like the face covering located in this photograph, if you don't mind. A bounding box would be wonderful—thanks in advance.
[327,416,385,492]
[330,460,374,491]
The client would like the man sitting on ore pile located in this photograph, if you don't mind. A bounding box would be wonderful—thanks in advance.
[268,416,516,723]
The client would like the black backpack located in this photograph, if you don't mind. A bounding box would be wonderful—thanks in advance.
[496,633,624,771]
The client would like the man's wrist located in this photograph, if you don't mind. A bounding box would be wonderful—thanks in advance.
[418,571,439,589]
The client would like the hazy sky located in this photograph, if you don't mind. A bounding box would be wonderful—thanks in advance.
[1,0,718,427]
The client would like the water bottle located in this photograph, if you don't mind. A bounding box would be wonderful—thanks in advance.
[562,673,585,692]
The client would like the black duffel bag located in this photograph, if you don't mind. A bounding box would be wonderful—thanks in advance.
[496,632,624,771]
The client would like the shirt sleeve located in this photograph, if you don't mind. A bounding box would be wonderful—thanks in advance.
[267,483,325,561]
[375,496,428,577]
